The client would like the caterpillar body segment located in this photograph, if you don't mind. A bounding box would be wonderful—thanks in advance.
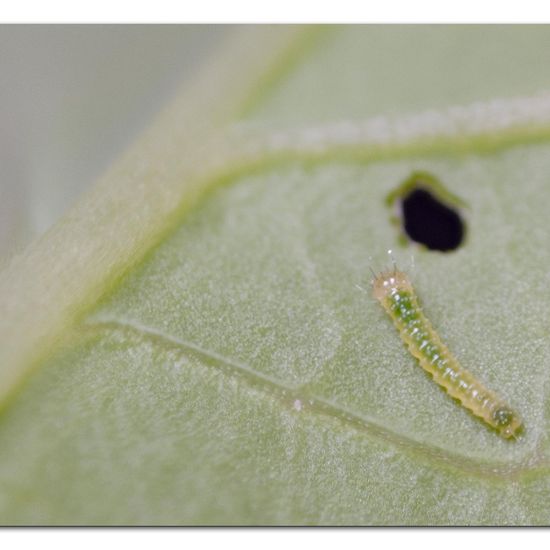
[372,270,523,440]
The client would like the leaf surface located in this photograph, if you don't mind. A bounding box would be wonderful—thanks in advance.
[2,26,550,525]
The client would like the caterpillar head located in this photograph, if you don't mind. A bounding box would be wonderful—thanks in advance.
[372,269,414,302]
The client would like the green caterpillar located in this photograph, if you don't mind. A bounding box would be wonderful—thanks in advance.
[372,269,523,440]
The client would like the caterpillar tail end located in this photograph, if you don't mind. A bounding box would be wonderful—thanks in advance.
[493,407,524,440]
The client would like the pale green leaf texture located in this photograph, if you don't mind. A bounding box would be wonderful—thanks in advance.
[2,26,550,525]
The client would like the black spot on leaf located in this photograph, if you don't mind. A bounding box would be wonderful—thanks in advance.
[401,188,464,252]
[386,172,466,252]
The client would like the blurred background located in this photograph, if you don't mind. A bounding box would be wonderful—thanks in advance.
[6,25,550,265]
[0,25,229,261]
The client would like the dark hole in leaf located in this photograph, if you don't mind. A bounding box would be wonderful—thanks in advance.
[401,188,464,252]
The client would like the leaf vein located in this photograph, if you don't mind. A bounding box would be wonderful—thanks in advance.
[85,316,550,481]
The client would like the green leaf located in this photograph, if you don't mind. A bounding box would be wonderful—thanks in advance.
[2,26,550,525]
